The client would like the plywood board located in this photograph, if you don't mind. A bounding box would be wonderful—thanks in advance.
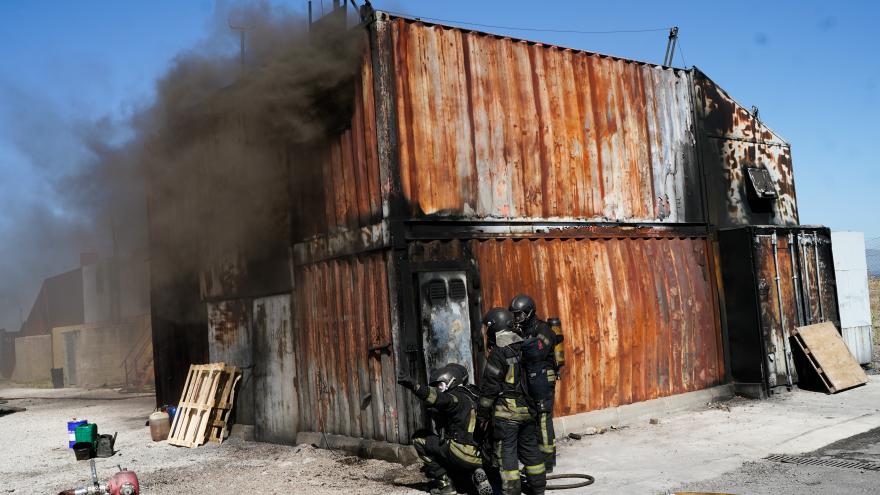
[792,322,867,393]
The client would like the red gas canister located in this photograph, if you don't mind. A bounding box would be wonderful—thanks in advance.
[107,469,139,495]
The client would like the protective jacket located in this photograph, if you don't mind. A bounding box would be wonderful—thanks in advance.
[412,383,482,465]
[479,342,546,495]
[522,319,559,370]
[478,342,534,420]
[521,318,560,471]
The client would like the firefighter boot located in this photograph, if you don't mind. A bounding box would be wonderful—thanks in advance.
[429,474,456,495]
[472,467,493,495]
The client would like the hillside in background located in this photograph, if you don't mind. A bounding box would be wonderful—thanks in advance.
[868,237,880,277]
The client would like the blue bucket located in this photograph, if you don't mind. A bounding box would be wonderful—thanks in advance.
[67,419,87,448]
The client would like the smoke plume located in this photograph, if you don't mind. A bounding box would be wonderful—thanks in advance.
[0,1,364,333]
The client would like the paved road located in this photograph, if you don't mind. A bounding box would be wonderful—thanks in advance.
[674,427,880,495]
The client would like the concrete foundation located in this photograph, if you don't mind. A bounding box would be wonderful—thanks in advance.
[553,383,735,436]
[296,431,419,465]
[11,335,52,384]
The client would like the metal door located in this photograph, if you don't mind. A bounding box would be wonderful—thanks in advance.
[417,272,476,384]
[752,232,800,390]
[64,331,78,386]
[253,294,298,444]
[207,300,254,424]
[751,228,839,392]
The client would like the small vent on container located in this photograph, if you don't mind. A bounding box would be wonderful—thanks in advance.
[449,279,467,301]
[428,280,447,306]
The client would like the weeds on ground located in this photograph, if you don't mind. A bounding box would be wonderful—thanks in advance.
[870,277,880,368]
[871,277,880,345]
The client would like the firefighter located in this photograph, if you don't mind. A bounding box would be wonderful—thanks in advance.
[479,307,547,495]
[510,294,562,472]
[397,363,492,495]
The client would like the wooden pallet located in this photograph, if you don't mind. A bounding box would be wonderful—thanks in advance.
[792,322,868,394]
[168,363,241,447]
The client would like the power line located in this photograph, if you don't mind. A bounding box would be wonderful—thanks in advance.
[677,38,688,67]
[382,10,671,35]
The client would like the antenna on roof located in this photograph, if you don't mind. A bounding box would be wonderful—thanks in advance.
[228,21,248,77]
[663,26,679,67]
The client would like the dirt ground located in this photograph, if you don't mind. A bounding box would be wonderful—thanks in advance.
[4,378,880,495]
[0,387,423,494]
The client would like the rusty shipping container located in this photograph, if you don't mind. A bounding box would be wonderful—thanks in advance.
[149,7,819,452]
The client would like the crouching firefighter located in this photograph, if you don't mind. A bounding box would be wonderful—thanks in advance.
[398,364,492,495]
[510,294,563,472]
[479,308,547,495]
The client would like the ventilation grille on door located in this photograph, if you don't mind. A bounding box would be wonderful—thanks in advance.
[449,279,467,301]
[428,280,447,306]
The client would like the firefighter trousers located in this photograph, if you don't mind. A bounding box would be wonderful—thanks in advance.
[493,417,547,495]
[538,396,556,470]
[528,369,558,470]
[412,434,482,481]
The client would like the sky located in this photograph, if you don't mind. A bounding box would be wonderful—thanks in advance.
[0,0,877,328]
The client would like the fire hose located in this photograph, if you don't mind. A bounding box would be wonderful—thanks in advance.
[545,473,596,490]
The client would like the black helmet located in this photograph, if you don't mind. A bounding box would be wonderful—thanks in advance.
[429,363,468,391]
[483,307,516,331]
[509,294,537,326]
[482,307,521,348]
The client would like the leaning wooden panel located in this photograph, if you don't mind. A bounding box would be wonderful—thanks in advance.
[792,322,867,393]
[207,365,242,444]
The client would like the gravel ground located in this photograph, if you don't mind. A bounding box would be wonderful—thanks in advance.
[4,380,880,494]
[0,387,424,494]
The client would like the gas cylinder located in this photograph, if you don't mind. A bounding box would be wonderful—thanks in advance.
[548,317,565,369]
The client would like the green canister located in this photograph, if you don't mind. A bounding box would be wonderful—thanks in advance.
[74,423,98,445]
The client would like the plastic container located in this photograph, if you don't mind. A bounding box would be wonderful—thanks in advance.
[72,441,93,461]
[68,419,88,448]
[149,411,171,442]
[96,433,117,458]
[75,423,98,445]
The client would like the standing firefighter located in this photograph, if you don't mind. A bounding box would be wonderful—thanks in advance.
[479,308,547,495]
[398,364,492,495]
[510,294,564,472]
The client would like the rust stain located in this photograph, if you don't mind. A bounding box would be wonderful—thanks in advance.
[470,236,724,416]
[390,18,697,224]
[293,33,381,242]
[292,251,401,443]
[695,71,798,227]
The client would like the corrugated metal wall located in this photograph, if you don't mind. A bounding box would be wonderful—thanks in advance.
[694,71,798,227]
[292,42,383,241]
[207,299,255,424]
[292,251,405,443]
[390,18,701,223]
[253,294,298,443]
[471,236,725,415]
